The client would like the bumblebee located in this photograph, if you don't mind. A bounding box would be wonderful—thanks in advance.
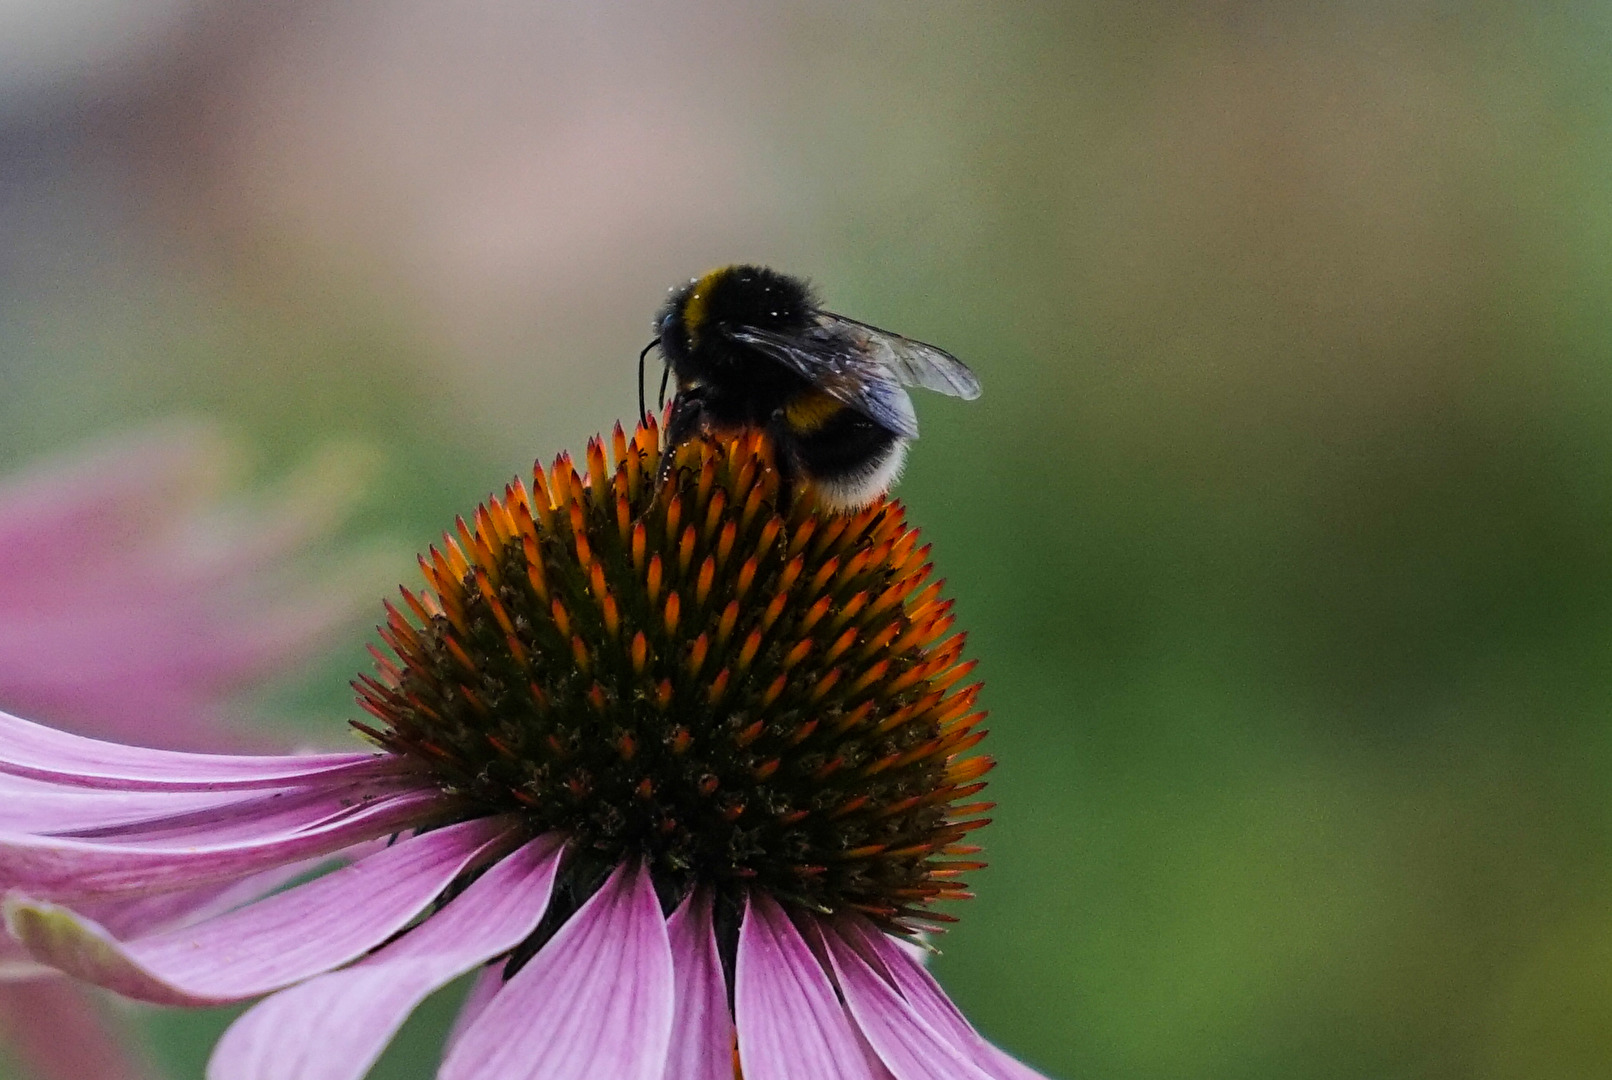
[640,264,980,511]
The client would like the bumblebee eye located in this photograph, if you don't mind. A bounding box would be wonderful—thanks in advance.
[659,313,677,337]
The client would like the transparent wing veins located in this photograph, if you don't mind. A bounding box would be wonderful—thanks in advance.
[816,312,982,401]
[722,312,979,440]
[723,324,921,439]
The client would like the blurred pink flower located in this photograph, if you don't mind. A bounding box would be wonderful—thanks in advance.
[0,421,377,750]
[0,421,379,1080]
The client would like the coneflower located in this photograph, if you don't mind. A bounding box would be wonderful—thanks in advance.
[0,420,1048,1080]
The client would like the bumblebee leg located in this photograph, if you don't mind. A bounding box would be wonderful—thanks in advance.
[656,390,705,492]
[764,411,799,514]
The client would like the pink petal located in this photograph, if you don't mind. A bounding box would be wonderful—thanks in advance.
[734,893,873,1080]
[207,833,565,1080]
[0,786,248,835]
[0,768,419,841]
[70,857,330,947]
[71,775,428,847]
[0,935,52,979]
[977,1046,1056,1080]
[0,977,157,1080]
[442,859,675,1080]
[850,922,1053,1080]
[0,708,392,791]
[444,964,504,1061]
[4,816,512,1005]
[664,889,736,1080]
[0,786,449,899]
[0,860,326,982]
[813,920,994,1080]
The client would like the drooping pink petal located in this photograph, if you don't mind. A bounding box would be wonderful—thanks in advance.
[0,786,449,899]
[663,889,736,1080]
[977,1046,1056,1080]
[443,964,504,1062]
[442,859,675,1080]
[0,786,250,835]
[734,893,874,1080]
[68,774,430,847]
[65,857,331,949]
[0,934,52,979]
[0,978,157,1080]
[0,708,392,791]
[4,816,513,1005]
[0,857,321,981]
[0,765,421,841]
[206,832,565,1080]
[848,921,1052,1080]
[813,920,994,1080]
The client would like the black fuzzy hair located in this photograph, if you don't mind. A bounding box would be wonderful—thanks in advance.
[658,265,816,364]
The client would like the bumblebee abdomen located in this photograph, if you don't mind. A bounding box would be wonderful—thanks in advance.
[790,406,907,511]
[790,406,901,480]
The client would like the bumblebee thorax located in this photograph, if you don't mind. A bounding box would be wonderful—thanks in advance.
[660,264,815,365]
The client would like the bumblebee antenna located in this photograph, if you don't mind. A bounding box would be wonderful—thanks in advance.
[638,337,661,423]
[658,362,672,411]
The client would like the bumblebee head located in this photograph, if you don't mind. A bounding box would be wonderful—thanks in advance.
[658,264,815,367]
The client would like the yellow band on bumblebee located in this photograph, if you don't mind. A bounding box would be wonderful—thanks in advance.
[680,266,730,349]
[783,389,843,434]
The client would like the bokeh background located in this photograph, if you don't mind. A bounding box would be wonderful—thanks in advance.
[3,2,1612,1077]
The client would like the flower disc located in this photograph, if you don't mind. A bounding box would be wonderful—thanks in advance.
[355,420,990,932]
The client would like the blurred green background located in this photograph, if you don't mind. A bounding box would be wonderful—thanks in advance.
[4,2,1612,1077]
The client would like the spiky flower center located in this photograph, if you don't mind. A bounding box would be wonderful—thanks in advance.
[356,421,990,932]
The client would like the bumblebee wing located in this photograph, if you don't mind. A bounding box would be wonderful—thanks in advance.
[816,312,982,401]
[724,323,920,439]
